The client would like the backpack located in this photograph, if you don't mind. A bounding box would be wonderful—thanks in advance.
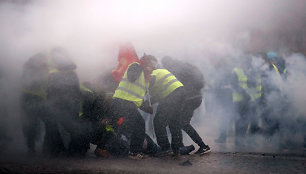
[162,58,204,90]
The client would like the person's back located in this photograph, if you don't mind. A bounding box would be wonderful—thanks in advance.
[21,53,49,97]
[48,65,79,102]
[47,50,81,115]
[161,57,204,97]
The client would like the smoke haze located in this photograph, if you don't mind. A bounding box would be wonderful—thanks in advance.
[0,0,305,154]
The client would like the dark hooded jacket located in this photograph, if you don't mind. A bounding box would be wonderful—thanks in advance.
[47,55,81,120]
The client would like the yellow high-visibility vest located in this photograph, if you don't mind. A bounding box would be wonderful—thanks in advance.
[79,84,94,117]
[150,69,183,100]
[255,74,262,99]
[113,63,146,107]
[232,67,248,102]
[21,68,50,99]
[247,73,262,101]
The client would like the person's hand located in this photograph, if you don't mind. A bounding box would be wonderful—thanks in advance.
[140,101,154,114]
[101,118,110,125]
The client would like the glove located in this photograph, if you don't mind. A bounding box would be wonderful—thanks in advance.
[140,101,154,114]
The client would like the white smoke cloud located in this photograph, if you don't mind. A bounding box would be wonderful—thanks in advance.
[0,0,305,155]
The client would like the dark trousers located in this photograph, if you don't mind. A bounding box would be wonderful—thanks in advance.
[21,93,65,155]
[154,87,184,154]
[21,94,43,153]
[234,101,249,137]
[112,98,145,153]
[179,96,206,148]
[247,101,260,135]
[234,100,250,149]
[235,100,261,137]
[49,99,89,156]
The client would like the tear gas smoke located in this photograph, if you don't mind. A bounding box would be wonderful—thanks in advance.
[0,0,305,156]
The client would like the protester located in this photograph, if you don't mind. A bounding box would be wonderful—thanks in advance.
[47,47,88,157]
[20,53,50,154]
[161,56,211,155]
[111,54,155,160]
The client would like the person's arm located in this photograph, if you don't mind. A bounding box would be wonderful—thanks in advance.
[148,76,158,104]
[127,63,143,82]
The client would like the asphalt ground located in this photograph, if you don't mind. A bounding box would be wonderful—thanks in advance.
[0,152,305,174]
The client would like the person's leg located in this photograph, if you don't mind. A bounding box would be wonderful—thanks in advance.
[49,101,80,156]
[165,88,185,155]
[112,99,146,154]
[129,108,146,153]
[22,114,40,154]
[234,102,248,150]
[154,104,170,151]
[143,134,160,155]
[178,100,194,147]
[248,102,260,135]
[168,120,181,155]
[182,124,206,147]
[21,95,42,154]
[180,97,207,148]
[41,106,66,156]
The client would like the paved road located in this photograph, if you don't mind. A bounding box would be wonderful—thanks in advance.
[0,152,305,174]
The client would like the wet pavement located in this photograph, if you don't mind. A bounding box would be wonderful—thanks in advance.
[0,152,305,174]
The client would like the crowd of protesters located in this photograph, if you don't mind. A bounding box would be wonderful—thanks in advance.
[19,45,306,160]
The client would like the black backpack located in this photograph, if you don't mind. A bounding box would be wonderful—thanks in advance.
[162,58,204,90]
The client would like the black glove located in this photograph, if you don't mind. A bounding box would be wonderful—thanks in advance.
[140,100,153,114]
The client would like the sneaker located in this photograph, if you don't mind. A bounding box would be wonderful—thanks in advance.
[195,145,211,155]
[128,152,145,160]
[179,145,195,155]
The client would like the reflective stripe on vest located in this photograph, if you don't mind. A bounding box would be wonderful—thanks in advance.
[120,78,146,91]
[255,74,262,99]
[22,70,49,99]
[272,64,280,74]
[80,84,93,93]
[272,64,284,90]
[48,67,59,74]
[150,69,183,99]
[113,63,146,107]
[22,88,47,99]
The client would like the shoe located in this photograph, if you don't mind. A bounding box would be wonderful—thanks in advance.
[195,145,211,155]
[179,145,195,155]
[128,152,145,160]
[95,148,110,158]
